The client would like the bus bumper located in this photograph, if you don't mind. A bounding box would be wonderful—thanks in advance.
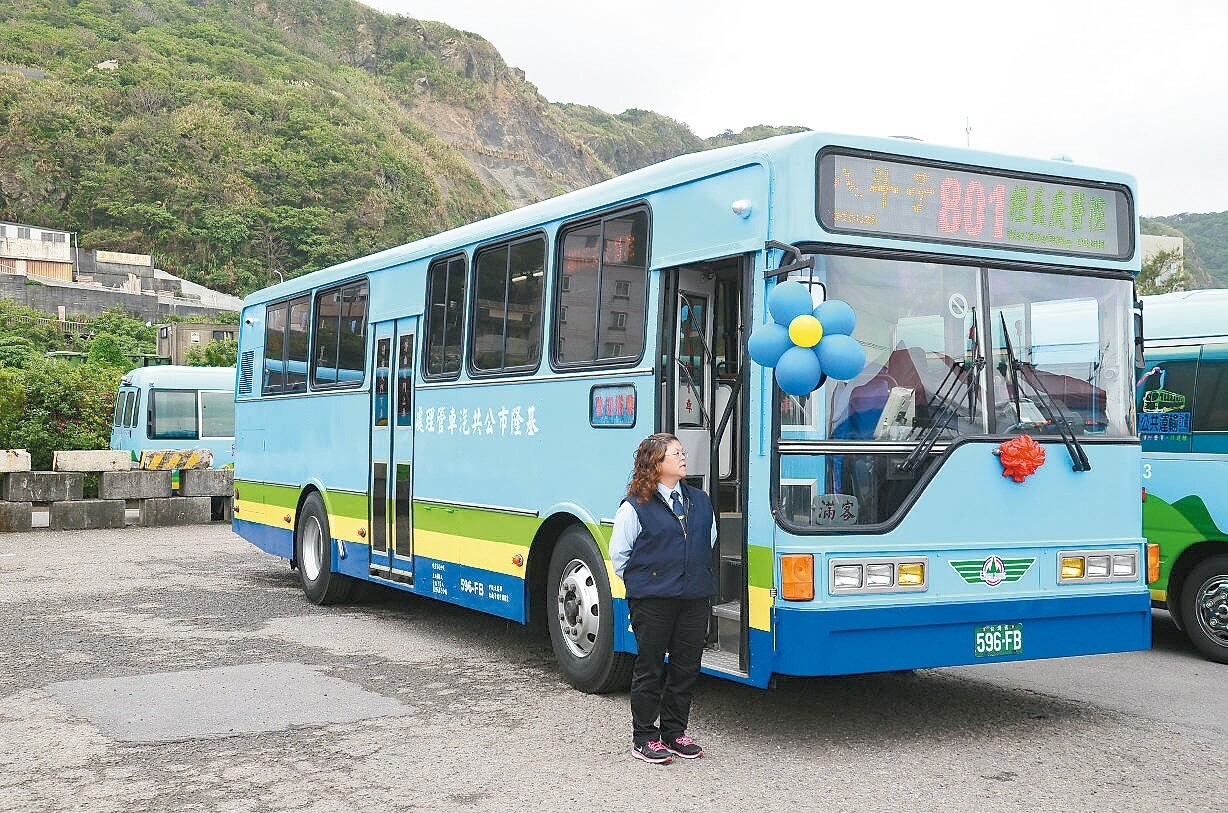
[771,591,1152,676]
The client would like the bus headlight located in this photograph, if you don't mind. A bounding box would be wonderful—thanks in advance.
[832,564,863,590]
[1112,553,1136,577]
[897,562,926,586]
[1086,555,1111,578]
[829,557,928,594]
[1061,556,1085,580]
[865,563,894,587]
[1059,550,1139,583]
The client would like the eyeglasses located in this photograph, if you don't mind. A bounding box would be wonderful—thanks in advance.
[665,450,687,459]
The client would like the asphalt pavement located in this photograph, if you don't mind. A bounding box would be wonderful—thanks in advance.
[1,524,1223,812]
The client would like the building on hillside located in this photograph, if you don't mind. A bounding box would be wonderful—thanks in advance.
[157,322,238,365]
[0,218,242,322]
[0,221,74,281]
[1141,234,1186,288]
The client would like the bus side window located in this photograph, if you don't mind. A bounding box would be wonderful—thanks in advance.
[1193,347,1228,451]
[149,390,199,440]
[113,390,128,427]
[123,390,139,429]
[286,295,310,392]
[264,303,287,394]
[424,255,466,378]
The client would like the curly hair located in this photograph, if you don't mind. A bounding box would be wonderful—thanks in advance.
[626,432,679,504]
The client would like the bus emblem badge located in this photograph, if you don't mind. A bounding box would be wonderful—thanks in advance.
[950,556,1034,586]
[981,556,1007,586]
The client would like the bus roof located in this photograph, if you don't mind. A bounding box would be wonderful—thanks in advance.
[118,365,236,390]
[244,130,1138,306]
[1142,289,1228,342]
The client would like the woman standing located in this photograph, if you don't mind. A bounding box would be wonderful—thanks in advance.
[610,433,717,764]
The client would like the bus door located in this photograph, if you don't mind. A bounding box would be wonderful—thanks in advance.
[666,258,750,674]
[369,318,417,584]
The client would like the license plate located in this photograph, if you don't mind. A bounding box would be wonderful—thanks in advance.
[974,623,1023,657]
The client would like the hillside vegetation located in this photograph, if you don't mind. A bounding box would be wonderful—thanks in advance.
[1144,212,1228,288]
[0,0,799,299]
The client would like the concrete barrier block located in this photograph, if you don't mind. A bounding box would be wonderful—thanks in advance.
[50,499,125,530]
[2,472,84,502]
[140,496,212,526]
[0,501,32,532]
[140,449,213,470]
[52,450,132,472]
[99,470,173,500]
[179,469,234,497]
[0,450,31,473]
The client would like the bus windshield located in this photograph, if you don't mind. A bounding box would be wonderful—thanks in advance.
[819,255,1135,444]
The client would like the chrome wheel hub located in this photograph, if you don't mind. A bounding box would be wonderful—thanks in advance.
[1193,575,1228,646]
[556,558,601,658]
[302,516,325,582]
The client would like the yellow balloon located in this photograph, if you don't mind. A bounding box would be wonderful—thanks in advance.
[788,314,823,348]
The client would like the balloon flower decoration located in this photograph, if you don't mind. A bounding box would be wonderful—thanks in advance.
[747,280,867,396]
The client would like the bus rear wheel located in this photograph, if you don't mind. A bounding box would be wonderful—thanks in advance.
[546,526,633,693]
[1180,554,1228,664]
[296,491,354,605]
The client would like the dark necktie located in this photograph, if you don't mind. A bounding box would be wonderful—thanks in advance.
[671,490,685,519]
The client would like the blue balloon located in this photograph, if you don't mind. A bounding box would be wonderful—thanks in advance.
[816,334,867,381]
[814,299,856,336]
[747,323,793,368]
[767,280,815,326]
[775,346,824,396]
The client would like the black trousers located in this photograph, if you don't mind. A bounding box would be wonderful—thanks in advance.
[628,596,710,744]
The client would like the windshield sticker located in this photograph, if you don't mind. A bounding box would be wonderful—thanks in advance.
[1138,365,1191,439]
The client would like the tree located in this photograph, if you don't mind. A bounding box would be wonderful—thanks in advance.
[0,360,122,470]
[1138,248,1191,295]
[185,338,238,367]
[0,336,36,368]
[87,333,130,368]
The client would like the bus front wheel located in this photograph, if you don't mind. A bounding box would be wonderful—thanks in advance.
[546,526,633,693]
[295,492,354,605]
[1180,554,1228,664]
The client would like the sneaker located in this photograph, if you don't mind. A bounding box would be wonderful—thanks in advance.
[663,733,704,759]
[632,739,674,764]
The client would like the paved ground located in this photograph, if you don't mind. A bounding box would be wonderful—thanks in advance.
[1,524,1224,812]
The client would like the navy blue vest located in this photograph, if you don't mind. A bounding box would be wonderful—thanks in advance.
[622,483,716,600]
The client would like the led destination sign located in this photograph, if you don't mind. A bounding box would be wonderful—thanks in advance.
[817,151,1133,259]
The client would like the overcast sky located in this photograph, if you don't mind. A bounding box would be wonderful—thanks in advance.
[361,0,1227,217]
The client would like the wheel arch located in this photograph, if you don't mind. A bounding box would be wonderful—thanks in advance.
[290,484,326,570]
[526,511,606,629]
[1168,539,1228,625]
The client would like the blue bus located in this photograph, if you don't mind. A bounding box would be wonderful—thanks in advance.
[1139,289,1228,662]
[110,365,237,468]
[233,131,1151,691]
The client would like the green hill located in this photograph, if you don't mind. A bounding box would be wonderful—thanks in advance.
[1146,212,1228,288]
[0,0,800,299]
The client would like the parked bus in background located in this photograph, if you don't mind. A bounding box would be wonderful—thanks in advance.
[233,131,1150,691]
[110,365,236,468]
[1139,289,1228,662]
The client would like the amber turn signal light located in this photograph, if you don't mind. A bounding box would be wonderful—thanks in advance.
[781,554,815,601]
[1147,543,1160,584]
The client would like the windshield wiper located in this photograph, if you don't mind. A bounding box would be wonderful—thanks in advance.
[898,309,984,473]
[997,311,1091,472]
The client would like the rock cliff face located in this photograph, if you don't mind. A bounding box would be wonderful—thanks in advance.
[399,33,611,207]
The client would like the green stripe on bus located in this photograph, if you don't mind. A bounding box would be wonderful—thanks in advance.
[234,480,368,521]
[414,501,540,549]
[747,544,773,588]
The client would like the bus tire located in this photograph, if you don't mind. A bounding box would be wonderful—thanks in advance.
[546,526,633,694]
[295,492,354,606]
[1179,554,1228,664]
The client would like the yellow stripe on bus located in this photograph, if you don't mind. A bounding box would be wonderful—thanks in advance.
[748,585,771,631]
[414,529,528,579]
[233,500,295,529]
[1150,587,1167,603]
